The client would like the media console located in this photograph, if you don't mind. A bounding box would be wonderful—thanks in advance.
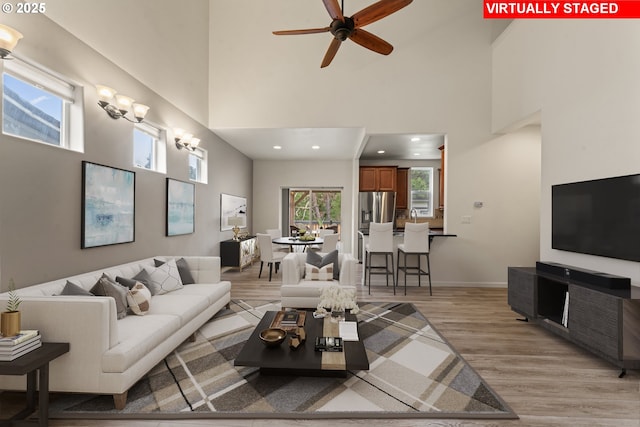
[508,262,640,377]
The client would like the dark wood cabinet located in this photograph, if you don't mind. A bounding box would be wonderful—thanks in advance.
[359,166,397,192]
[396,168,409,209]
[220,237,258,271]
[359,167,378,192]
[508,265,640,373]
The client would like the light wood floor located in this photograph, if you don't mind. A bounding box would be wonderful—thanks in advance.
[22,262,640,426]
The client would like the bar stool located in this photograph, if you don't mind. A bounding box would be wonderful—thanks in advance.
[396,222,432,296]
[364,222,395,294]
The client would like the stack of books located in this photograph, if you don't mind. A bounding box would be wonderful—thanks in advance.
[0,330,41,362]
[281,310,300,327]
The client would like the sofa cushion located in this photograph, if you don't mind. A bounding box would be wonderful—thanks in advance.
[145,259,183,295]
[148,294,210,325]
[90,276,129,320]
[305,263,334,281]
[307,250,340,280]
[154,257,195,285]
[127,282,151,315]
[102,314,180,373]
[59,281,93,296]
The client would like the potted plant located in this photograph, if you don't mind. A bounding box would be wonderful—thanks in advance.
[1,279,21,337]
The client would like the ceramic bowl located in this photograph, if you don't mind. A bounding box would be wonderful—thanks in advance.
[259,328,287,347]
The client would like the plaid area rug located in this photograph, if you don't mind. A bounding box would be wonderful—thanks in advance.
[49,300,517,419]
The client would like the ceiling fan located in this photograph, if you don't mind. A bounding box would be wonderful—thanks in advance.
[273,0,413,68]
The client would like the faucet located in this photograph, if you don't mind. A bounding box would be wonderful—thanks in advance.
[410,208,418,223]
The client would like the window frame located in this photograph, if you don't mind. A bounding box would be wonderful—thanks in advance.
[133,121,166,174]
[409,167,434,218]
[1,55,84,152]
[189,147,208,184]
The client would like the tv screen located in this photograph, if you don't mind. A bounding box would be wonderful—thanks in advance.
[552,174,640,262]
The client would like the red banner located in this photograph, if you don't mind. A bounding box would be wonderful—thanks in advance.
[484,1,640,18]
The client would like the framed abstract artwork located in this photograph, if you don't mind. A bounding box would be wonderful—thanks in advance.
[220,193,247,231]
[166,178,195,236]
[82,161,135,249]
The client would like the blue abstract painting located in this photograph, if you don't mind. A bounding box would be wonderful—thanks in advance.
[82,162,135,248]
[167,178,195,236]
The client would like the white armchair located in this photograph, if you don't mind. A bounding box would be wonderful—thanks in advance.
[281,252,357,309]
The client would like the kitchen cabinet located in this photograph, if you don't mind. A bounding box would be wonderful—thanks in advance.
[359,166,397,192]
[396,168,409,209]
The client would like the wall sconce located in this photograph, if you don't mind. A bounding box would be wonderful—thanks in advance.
[95,85,150,123]
[0,24,23,59]
[174,128,200,151]
[227,216,244,241]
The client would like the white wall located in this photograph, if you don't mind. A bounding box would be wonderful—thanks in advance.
[493,20,640,282]
[253,160,354,253]
[46,0,211,126]
[0,14,252,289]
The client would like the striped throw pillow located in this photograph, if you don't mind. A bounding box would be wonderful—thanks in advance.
[305,263,334,281]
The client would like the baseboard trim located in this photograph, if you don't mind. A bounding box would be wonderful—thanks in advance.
[432,282,507,288]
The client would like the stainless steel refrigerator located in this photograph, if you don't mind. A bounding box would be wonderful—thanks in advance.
[358,191,396,232]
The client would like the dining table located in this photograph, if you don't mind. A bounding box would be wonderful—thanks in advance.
[272,236,324,252]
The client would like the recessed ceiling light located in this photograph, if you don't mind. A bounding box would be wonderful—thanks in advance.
[414,152,420,156]
[411,137,420,142]
[273,145,282,150]
[377,150,385,154]
[312,145,320,150]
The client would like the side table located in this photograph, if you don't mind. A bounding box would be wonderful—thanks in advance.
[0,342,69,427]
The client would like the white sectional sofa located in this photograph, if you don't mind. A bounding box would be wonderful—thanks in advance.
[281,252,357,309]
[0,256,231,409]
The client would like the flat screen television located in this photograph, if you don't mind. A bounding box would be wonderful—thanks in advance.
[552,174,640,262]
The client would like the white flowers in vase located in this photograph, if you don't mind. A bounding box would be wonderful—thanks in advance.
[316,285,359,315]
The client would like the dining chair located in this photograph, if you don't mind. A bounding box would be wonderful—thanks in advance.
[320,233,340,253]
[266,228,288,253]
[396,222,431,296]
[256,233,286,281]
[364,222,395,295]
[310,228,334,251]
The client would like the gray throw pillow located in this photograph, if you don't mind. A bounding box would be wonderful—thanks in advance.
[59,281,94,296]
[154,257,195,285]
[131,268,159,295]
[90,277,129,320]
[307,250,340,280]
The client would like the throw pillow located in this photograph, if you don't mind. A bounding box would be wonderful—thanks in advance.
[59,281,93,296]
[154,257,195,285]
[90,277,129,320]
[145,258,184,295]
[307,249,340,280]
[127,269,159,296]
[305,263,334,281]
[126,282,151,315]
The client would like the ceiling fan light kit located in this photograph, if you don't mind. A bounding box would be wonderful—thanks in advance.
[273,0,413,68]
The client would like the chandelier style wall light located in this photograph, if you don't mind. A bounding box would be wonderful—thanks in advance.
[0,24,22,59]
[174,128,200,151]
[95,85,150,123]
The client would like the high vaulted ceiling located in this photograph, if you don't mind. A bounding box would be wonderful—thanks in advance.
[45,0,508,161]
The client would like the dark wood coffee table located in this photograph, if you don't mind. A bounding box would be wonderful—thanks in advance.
[234,310,369,376]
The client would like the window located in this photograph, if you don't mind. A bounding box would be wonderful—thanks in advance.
[410,167,434,217]
[133,122,166,173]
[288,189,342,233]
[2,57,83,151]
[189,147,207,183]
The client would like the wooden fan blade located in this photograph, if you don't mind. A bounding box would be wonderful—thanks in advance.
[322,0,344,21]
[273,27,330,35]
[321,38,342,68]
[349,29,393,55]
[353,0,413,28]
